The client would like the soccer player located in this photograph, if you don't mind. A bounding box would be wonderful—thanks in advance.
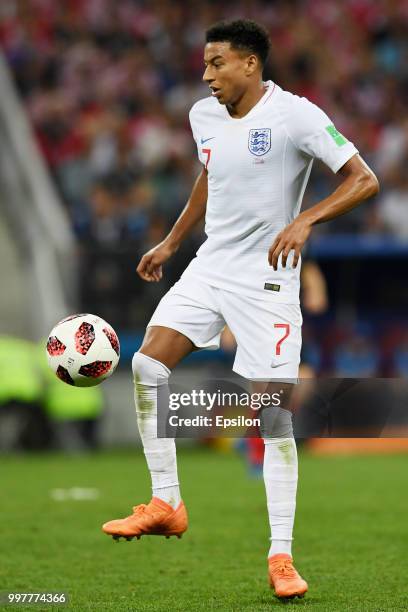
[102,19,379,599]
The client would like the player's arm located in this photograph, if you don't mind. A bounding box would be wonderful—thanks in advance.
[137,168,208,282]
[269,153,379,270]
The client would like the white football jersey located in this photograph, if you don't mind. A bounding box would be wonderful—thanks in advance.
[184,80,358,303]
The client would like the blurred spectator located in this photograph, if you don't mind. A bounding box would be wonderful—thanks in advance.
[0,336,47,451]
[300,261,328,315]
[1,0,408,333]
[333,334,380,377]
[377,153,408,239]
[0,335,105,452]
[392,331,408,377]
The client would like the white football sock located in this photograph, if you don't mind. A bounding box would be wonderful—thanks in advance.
[132,352,181,509]
[263,437,298,558]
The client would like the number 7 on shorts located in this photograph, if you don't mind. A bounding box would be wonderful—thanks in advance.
[274,323,290,356]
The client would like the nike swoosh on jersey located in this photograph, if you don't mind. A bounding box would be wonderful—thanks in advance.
[200,136,215,144]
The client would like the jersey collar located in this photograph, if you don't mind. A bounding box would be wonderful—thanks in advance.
[222,80,277,122]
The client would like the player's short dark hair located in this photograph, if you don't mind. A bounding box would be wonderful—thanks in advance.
[205,19,270,68]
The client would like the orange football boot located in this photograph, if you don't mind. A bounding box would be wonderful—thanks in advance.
[268,553,308,599]
[102,497,188,541]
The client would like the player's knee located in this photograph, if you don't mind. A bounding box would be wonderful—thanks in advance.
[259,405,293,438]
[132,352,170,387]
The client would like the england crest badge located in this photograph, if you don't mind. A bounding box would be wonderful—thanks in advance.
[248,128,271,156]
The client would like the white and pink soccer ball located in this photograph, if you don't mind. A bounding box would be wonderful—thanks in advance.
[46,313,120,387]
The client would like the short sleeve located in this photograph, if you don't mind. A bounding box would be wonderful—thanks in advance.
[189,107,204,166]
[284,96,358,173]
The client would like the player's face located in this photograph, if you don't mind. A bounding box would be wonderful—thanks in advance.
[203,42,256,106]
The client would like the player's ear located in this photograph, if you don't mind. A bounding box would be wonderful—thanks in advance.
[245,54,259,75]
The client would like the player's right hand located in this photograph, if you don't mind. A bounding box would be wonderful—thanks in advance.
[136,241,178,282]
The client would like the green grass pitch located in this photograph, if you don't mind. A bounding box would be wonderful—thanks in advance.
[1,447,407,611]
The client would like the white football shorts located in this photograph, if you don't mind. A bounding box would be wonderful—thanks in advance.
[147,275,302,382]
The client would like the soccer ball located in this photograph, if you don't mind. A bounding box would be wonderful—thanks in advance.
[46,313,120,387]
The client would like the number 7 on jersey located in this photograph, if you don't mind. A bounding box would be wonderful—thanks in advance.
[201,148,211,170]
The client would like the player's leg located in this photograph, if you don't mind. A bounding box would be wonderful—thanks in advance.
[250,379,306,598]
[133,326,194,512]
[139,324,195,369]
[254,380,306,598]
[251,380,298,553]
[102,326,193,541]
[102,278,225,540]
[221,294,307,598]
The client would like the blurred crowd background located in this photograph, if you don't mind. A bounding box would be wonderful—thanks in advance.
[1,0,408,387]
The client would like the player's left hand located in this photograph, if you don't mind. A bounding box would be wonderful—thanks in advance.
[268,217,313,271]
